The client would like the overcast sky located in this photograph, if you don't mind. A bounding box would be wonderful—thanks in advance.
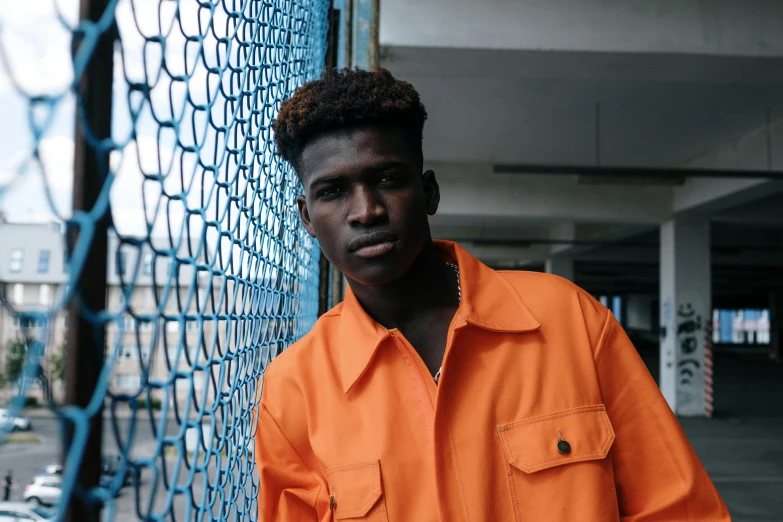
[0,0,295,250]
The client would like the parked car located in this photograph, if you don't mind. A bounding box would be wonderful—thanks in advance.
[0,502,54,521]
[39,465,62,477]
[37,458,138,494]
[0,409,31,432]
[102,455,140,487]
[22,476,61,506]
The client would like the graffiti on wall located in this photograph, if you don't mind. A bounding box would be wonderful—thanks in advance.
[676,303,703,407]
[662,297,674,369]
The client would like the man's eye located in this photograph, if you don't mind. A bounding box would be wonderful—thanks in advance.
[317,186,344,198]
[378,174,399,184]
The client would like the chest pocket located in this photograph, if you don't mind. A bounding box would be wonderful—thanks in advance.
[496,404,620,522]
[325,460,388,520]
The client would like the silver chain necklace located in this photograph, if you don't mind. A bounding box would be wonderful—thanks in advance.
[434,262,460,384]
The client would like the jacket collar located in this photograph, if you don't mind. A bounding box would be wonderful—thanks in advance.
[338,240,541,393]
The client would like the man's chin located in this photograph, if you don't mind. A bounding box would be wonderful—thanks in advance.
[343,261,410,287]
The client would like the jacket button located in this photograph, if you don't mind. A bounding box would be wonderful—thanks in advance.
[557,440,571,454]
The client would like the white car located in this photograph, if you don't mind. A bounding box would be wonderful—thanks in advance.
[0,409,31,432]
[0,502,54,521]
[40,466,62,477]
[22,476,61,506]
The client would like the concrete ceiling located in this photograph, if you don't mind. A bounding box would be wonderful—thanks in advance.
[386,47,783,274]
[383,47,783,168]
[380,3,783,300]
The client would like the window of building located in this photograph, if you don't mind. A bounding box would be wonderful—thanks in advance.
[123,316,135,332]
[38,250,50,273]
[11,316,19,329]
[63,249,70,272]
[714,309,771,346]
[612,296,623,325]
[39,284,50,306]
[119,345,138,360]
[113,373,141,389]
[143,253,153,275]
[9,249,23,273]
[115,251,127,276]
[12,284,23,305]
[186,320,199,333]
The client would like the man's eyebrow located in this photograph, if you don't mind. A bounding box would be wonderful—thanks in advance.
[308,175,346,191]
[308,161,409,190]
[363,161,409,173]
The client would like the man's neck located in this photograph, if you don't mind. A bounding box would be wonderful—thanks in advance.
[347,241,459,330]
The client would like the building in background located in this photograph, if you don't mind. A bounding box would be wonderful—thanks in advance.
[0,217,222,406]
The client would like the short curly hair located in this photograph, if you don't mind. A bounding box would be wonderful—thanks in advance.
[272,67,428,173]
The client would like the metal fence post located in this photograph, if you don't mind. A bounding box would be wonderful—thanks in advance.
[319,4,344,313]
[64,0,114,519]
[351,0,379,70]
[343,0,353,68]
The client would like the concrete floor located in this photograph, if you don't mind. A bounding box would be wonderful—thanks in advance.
[636,339,783,522]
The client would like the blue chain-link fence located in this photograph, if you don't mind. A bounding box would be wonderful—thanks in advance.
[0,0,329,519]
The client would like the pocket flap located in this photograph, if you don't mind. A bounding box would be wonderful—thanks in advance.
[325,460,383,519]
[496,405,615,474]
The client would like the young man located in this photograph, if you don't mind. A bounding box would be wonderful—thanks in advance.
[255,68,729,521]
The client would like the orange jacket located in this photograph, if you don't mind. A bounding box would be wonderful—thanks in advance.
[255,241,730,521]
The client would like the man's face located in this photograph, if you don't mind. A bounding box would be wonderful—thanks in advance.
[296,125,439,286]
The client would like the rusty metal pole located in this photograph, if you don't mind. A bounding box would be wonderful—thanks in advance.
[64,0,114,520]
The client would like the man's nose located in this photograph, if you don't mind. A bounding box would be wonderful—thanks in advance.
[347,186,386,226]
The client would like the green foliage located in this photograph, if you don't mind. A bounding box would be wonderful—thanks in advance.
[133,397,162,411]
[5,340,27,385]
[46,346,66,383]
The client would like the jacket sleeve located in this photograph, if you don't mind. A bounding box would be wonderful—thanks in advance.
[591,307,730,521]
[254,377,326,522]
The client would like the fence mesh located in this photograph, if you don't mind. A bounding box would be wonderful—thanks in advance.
[0,0,329,520]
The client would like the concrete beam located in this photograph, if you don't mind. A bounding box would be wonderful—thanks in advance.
[381,0,783,57]
[674,121,783,215]
[430,223,555,242]
[713,192,783,225]
[459,242,552,265]
[673,177,783,215]
[430,162,673,225]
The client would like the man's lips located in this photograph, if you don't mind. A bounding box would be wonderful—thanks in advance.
[348,232,399,258]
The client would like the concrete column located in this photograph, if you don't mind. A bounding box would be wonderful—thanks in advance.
[659,214,711,416]
[545,255,574,281]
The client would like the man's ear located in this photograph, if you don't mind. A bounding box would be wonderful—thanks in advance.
[421,169,440,216]
[296,195,317,238]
